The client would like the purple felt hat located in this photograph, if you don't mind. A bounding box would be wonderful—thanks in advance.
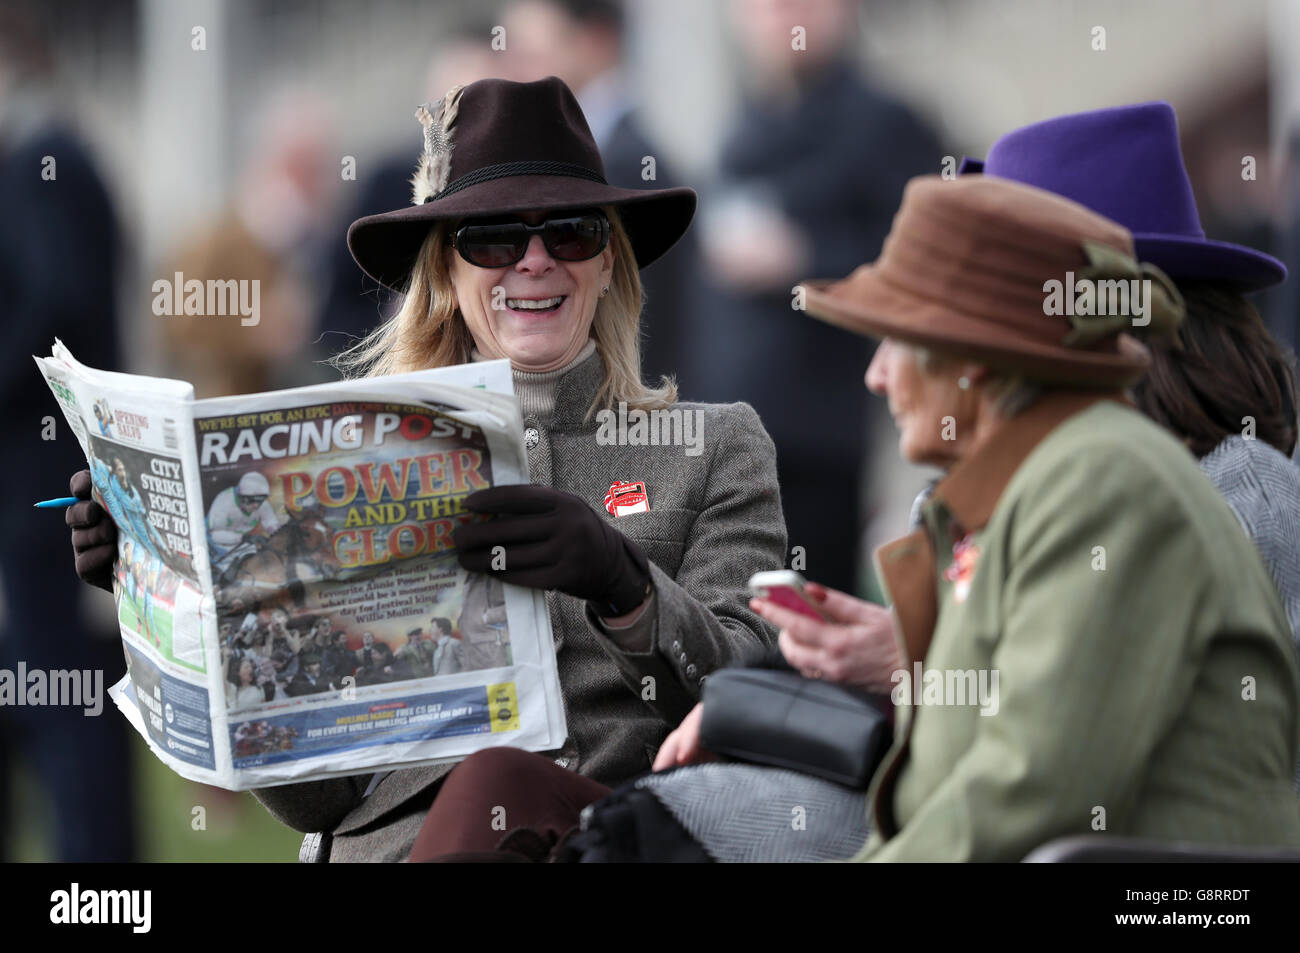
[957,102,1285,290]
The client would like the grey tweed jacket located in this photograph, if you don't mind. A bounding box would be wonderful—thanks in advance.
[1199,435,1300,792]
[252,348,787,861]
[1200,435,1300,654]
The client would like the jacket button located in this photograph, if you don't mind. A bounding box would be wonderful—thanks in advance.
[686,663,698,678]
[671,641,682,654]
[524,427,540,450]
[679,652,689,665]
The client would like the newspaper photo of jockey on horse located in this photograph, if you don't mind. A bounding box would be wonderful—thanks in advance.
[207,469,342,613]
[195,398,508,716]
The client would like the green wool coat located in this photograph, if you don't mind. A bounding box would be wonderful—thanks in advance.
[858,392,1300,862]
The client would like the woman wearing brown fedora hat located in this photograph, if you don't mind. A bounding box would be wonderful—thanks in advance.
[401,173,1300,863]
[65,77,788,862]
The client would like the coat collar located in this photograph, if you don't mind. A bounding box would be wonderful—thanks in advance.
[549,344,607,431]
[934,390,1127,535]
[876,389,1128,666]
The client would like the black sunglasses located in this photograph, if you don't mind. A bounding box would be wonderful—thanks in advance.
[450,210,611,268]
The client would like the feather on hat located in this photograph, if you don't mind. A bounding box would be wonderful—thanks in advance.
[411,84,465,205]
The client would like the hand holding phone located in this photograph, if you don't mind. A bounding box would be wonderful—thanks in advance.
[747,570,828,621]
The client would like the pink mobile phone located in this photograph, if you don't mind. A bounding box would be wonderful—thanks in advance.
[748,570,828,621]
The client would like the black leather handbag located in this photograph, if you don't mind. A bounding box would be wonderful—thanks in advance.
[698,668,892,788]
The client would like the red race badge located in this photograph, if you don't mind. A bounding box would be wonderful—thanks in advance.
[604,481,649,517]
[942,532,980,604]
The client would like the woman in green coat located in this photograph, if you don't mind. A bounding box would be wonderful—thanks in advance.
[779,173,1300,860]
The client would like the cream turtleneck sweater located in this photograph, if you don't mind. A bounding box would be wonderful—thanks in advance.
[470,339,597,426]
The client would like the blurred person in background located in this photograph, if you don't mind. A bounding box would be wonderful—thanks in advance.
[158,88,334,398]
[0,7,135,861]
[1274,126,1300,362]
[499,0,697,385]
[684,0,941,595]
[317,18,498,350]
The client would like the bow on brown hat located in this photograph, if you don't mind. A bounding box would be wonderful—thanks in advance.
[1061,240,1184,349]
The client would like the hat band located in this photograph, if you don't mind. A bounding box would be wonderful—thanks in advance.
[426,160,608,203]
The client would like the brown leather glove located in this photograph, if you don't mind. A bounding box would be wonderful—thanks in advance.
[66,469,117,593]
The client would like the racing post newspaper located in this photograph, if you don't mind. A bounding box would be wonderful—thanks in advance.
[35,340,566,791]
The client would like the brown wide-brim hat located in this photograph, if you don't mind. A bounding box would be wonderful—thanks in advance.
[800,175,1187,388]
[348,76,697,291]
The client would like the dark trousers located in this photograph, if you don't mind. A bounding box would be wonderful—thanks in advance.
[409,747,609,861]
[0,525,136,861]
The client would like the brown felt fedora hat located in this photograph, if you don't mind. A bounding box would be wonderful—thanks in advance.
[800,175,1186,388]
[348,76,696,291]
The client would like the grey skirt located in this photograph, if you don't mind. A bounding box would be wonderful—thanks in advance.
[630,763,871,863]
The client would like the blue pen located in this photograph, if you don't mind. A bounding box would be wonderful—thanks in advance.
[34,497,80,508]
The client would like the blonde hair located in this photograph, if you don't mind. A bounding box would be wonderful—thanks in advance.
[332,207,676,421]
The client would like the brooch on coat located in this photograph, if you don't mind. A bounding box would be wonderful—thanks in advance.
[604,481,649,517]
[942,532,980,604]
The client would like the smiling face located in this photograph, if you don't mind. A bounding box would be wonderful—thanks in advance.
[445,208,614,371]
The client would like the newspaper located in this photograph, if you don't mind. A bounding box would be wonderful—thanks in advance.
[35,340,566,791]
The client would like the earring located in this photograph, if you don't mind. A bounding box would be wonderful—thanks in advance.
[600,286,609,298]
[957,376,971,391]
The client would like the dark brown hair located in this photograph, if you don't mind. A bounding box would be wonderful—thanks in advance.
[1131,280,1297,457]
